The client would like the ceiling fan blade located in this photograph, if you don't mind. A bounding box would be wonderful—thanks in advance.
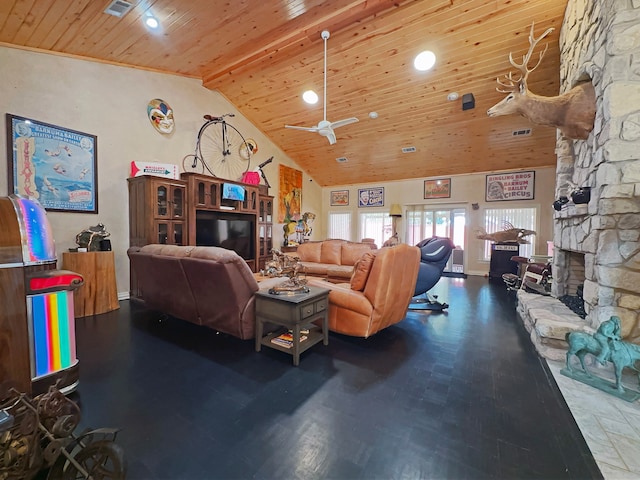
[326,131,337,145]
[330,117,359,129]
[285,125,319,132]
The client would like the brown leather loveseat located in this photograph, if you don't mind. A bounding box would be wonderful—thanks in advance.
[295,239,376,282]
[127,244,285,340]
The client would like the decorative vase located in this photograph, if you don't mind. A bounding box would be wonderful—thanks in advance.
[571,187,591,205]
[553,196,569,211]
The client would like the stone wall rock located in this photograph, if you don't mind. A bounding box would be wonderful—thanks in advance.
[549,0,640,344]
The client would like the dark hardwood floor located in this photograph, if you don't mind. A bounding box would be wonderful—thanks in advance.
[69,276,602,479]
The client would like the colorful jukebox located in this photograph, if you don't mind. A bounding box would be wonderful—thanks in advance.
[0,195,83,395]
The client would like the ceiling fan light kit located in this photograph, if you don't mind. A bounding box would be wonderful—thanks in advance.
[285,30,359,145]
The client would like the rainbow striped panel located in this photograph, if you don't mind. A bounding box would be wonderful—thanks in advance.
[12,196,56,263]
[30,291,77,378]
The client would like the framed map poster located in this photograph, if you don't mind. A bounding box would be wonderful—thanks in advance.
[7,114,98,213]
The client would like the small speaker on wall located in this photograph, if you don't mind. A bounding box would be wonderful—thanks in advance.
[462,93,475,111]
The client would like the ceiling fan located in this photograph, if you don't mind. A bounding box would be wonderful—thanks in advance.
[285,30,359,145]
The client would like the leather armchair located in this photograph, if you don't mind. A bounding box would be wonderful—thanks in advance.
[307,244,420,337]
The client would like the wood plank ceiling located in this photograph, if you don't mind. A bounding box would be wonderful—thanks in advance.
[0,0,568,187]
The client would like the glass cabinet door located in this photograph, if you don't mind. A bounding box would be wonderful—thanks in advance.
[266,200,272,222]
[157,222,169,244]
[156,185,168,217]
[172,187,184,218]
[173,223,184,245]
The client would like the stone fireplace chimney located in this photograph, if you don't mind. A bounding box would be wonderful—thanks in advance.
[554,0,640,342]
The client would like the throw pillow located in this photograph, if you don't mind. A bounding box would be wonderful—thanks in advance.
[350,251,377,291]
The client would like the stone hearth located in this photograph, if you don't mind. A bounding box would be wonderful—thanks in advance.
[516,290,593,361]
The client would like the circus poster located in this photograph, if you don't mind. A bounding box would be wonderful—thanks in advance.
[278,164,302,223]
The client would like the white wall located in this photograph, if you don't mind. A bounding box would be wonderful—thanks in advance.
[0,46,322,298]
[320,167,556,275]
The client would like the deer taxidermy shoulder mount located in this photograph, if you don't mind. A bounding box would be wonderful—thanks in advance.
[487,23,596,140]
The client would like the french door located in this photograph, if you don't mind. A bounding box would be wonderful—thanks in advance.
[405,206,466,272]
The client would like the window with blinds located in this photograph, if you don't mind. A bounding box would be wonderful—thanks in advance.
[482,207,536,261]
[327,212,352,240]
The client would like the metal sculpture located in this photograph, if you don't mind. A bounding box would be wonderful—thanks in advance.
[0,383,126,479]
[563,316,640,401]
[487,22,596,140]
[265,249,309,294]
[75,223,110,251]
[475,221,536,244]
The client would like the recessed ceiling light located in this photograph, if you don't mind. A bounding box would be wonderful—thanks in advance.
[145,16,159,28]
[447,92,459,101]
[369,112,379,119]
[414,51,436,71]
[303,90,319,104]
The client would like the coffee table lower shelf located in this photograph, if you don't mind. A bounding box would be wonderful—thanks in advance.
[260,326,324,355]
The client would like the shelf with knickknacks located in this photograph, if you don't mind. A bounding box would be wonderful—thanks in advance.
[553,183,591,211]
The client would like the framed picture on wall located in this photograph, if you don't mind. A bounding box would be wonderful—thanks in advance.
[330,189,349,206]
[424,178,451,199]
[6,114,98,213]
[358,187,384,207]
[485,171,535,201]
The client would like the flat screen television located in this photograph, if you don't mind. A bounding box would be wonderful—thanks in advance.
[222,183,246,201]
[195,210,254,260]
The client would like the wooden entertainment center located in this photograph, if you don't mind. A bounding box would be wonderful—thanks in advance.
[128,172,273,274]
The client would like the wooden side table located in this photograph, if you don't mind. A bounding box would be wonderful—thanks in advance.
[62,251,119,317]
[255,285,329,365]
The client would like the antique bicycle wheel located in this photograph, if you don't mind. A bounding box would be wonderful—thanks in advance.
[197,122,251,181]
[181,153,204,175]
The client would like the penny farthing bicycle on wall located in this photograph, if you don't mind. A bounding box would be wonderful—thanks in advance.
[182,114,257,181]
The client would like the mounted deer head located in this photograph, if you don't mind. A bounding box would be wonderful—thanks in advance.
[487,22,596,140]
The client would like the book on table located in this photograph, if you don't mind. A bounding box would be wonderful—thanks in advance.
[270,331,308,349]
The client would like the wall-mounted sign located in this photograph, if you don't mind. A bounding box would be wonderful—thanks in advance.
[358,187,384,207]
[424,178,451,199]
[330,190,349,206]
[485,171,535,202]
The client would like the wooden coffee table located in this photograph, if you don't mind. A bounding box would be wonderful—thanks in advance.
[255,285,330,366]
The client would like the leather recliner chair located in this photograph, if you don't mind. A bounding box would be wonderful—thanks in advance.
[306,243,420,337]
[410,237,454,311]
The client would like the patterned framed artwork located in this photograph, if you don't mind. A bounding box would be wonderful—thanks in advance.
[330,190,349,206]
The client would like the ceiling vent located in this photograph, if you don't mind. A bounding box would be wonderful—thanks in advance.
[104,0,134,18]
[336,157,348,163]
[402,146,417,154]
[512,128,532,137]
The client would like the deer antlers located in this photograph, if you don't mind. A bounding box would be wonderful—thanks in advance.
[496,22,554,93]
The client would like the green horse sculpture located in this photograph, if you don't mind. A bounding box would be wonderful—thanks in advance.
[565,316,640,393]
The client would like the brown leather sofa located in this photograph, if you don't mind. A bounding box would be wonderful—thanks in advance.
[307,244,420,337]
[127,244,285,340]
[295,239,376,282]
